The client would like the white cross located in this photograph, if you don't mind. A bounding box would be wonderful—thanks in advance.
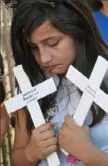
[4,65,60,166]
[62,55,108,156]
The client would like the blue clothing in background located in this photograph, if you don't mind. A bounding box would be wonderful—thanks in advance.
[94,11,108,43]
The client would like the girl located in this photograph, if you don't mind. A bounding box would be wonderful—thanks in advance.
[0,53,9,143]
[10,0,108,166]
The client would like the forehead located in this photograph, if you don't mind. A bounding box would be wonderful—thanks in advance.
[29,20,63,43]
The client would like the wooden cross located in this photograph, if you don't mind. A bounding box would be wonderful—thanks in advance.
[5,65,60,166]
[62,56,108,156]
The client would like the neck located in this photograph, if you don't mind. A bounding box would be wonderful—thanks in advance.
[101,4,108,17]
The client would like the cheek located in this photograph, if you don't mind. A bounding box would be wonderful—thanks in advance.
[33,53,40,64]
[60,47,76,64]
[58,39,76,63]
[68,48,76,62]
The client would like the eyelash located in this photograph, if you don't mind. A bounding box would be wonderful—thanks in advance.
[48,41,59,47]
[29,40,59,51]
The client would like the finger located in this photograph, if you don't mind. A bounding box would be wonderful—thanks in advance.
[65,116,80,128]
[61,122,67,131]
[64,115,72,123]
[46,145,57,155]
[44,137,57,148]
[59,127,62,134]
[64,115,75,127]
[59,120,68,130]
[42,130,56,140]
[38,123,55,133]
[82,125,89,132]
[58,125,67,137]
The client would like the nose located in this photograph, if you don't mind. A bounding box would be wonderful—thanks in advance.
[39,47,53,65]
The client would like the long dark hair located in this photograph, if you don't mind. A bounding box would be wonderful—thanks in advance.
[87,0,103,11]
[11,0,108,132]
[0,53,5,103]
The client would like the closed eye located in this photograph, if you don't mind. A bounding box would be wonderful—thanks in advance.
[46,38,60,47]
[48,40,59,47]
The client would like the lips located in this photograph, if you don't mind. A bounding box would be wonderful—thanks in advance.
[41,64,62,71]
[45,65,57,71]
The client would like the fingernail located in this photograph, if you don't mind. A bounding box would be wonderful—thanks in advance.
[50,122,56,126]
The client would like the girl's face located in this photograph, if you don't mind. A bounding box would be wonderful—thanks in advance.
[29,20,76,75]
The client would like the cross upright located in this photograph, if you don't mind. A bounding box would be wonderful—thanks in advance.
[5,65,60,166]
[67,56,108,126]
[62,55,108,157]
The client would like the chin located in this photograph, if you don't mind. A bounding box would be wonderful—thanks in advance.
[51,68,67,75]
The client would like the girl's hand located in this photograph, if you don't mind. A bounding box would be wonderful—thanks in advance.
[59,116,91,160]
[25,122,57,162]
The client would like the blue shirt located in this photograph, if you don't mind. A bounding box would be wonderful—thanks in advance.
[93,11,108,43]
[37,73,108,166]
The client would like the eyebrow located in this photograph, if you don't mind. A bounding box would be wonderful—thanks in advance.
[40,36,58,43]
[29,36,59,45]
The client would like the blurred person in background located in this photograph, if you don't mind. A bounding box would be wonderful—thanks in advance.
[0,53,9,143]
[87,0,108,43]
